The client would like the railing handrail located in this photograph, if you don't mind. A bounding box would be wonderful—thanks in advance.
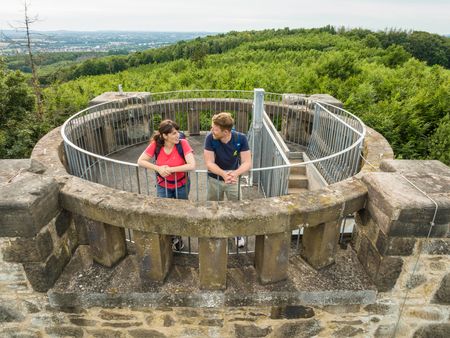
[315,101,366,136]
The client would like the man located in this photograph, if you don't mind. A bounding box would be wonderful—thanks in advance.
[203,112,252,247]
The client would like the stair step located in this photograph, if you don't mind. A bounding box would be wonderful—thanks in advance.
[288,187,308,194]
[288,152,304,160]
[290,158,306,175]
[290,164,306,175]
[288,174,308,189]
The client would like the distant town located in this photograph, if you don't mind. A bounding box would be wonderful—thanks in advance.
[0,30,214,55]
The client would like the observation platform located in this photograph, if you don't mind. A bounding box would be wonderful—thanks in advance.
[31,89,379,309]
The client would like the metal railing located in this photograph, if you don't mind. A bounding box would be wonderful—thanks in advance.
[61,89,366,255]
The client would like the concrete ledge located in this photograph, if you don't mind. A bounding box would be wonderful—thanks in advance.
[48,245,377,308]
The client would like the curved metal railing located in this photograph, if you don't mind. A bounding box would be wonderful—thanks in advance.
[61,90,365,196]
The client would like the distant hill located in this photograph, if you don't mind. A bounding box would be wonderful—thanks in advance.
[0,30,214,54]
[1,30,215,80]
[35,27,450,84]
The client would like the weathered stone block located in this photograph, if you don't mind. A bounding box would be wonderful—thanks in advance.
[0,159,46,178]
[365,201,392,236]
[355,229,404,291]
[254,232,290,284]
[281,93,308,106]
[374,256,403,292]
[433,273,450,305]
[413,323,450,338]
[376,232,416,256]
[357,236,381,280]
[406,274,427,289]
[333,326,364,337]
[235,323,272,337]
[390,220,447,238]
[2,226,53,263]
[422,238,450,255]
[0,304,25,323]
[275,320,322,338]
[381,159,450,177]
[134,231,172,282]
[23,244,71,292]
[364,302,395,315]
[0,170,60,238]
[302,221,340,269]
[89,91,150,106]
[362,170,450,237]
[45,326,84,337]
[199,237,227,290]
[309,94,343,107]
[85,219,126,267]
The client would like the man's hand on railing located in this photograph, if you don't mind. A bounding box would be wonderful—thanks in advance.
[225,171,238,184]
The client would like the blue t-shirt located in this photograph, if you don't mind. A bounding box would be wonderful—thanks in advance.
[204,131,249,179]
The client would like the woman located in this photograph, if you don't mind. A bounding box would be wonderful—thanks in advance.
[138,119,195,199]
[137,120,195,251]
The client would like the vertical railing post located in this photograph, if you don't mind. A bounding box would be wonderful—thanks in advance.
[252,88,264,182]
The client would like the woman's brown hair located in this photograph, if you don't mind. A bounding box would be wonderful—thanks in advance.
[151,119,180,147]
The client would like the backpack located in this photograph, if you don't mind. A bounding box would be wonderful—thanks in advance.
[154,131,187,184]
[211,130,242,160]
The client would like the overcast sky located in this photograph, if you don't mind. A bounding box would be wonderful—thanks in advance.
[1,0,449,35]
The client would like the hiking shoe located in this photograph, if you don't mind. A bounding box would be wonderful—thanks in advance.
[172,237,184,251]
[235,236,245,248]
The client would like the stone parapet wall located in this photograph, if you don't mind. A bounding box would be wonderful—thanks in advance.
[352,159,450,291]
[0,159,78,291]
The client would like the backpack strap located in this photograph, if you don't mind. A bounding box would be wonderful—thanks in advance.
[231,130,242,155]
[155,141,186,162]
[210,130,242,155]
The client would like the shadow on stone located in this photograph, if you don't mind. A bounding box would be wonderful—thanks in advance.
[270,305,315,319]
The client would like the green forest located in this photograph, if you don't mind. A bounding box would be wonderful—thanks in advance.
[1,27,449,165]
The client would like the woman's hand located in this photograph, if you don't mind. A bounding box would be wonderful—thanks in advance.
[157,165,171,177]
